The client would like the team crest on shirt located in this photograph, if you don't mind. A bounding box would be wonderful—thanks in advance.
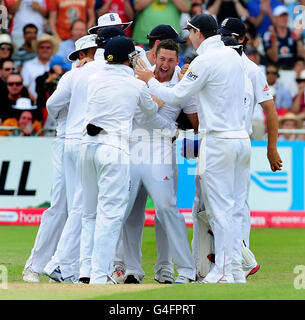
[186,70,199,81]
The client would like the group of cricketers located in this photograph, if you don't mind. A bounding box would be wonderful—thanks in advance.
[22,12,282,285]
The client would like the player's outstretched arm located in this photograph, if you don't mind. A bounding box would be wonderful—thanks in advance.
[260,99,283,172]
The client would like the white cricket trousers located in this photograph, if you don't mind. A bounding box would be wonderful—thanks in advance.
[116,139,196,280]
[199,134,251,281]
[79,138,130,284]
[24,138,68,273]
[115,142,180,278]
[44,138,83,279]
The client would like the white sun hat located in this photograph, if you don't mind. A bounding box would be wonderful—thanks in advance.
[68,34,98,61]
[88,13,133,35]
[12,97,37,110]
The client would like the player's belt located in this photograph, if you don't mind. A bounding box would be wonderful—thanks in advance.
[87,123,104,136]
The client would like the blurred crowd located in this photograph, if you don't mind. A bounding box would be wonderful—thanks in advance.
[0,0,305,140]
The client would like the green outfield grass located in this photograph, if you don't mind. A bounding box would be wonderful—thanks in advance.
[0,226,304,300]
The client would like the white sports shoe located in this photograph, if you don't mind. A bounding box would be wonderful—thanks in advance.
[112,265,125,284]
[199,271,235,284]
[243,263,260,279]
[23,268,40,283]
[155,270,174,284]
[44,267,64,283]
[174,276,193,284]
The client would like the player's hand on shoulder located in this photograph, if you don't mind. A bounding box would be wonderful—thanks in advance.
[151,95,164,109]
[178,63,190,81]
[77,57,94,68]
[267,147,283,172]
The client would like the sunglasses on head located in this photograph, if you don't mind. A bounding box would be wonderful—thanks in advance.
[0,44,13,51]
[7,81,22,86]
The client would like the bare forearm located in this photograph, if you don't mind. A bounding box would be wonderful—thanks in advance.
[87,8,96,28]
[248,12,265,27]
[261,100,278,149]
[233,0,249,18]
[97,2,111,17]
[124,0,135,19]
[7,0,21,14]
[207,0,221,15]
[291,94,302,113]
[171,0,190,12]
[49,11,60,38]
[134,0,153,11]
[266,45,278,63]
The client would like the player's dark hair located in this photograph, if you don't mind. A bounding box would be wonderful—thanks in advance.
[23,23,38,34]
[156,39,179,57]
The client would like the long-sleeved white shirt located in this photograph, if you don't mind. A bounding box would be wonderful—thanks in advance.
[147,35,248,138]
[46,59,106,139]
[131,67,197,141]
[85,64,158,139]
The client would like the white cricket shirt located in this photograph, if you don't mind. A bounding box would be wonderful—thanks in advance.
[85,64,158,139]
[147,35,247,138]
[47,59,106,139]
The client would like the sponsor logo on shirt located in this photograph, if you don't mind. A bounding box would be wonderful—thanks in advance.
[186,70,198,81]
[263,84,269,92]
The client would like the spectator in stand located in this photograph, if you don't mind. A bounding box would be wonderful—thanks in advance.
[206,0,249,25]
[0,58,15,96]
[266,62,292,115]
[36,55,70,125]
[0,98,42,136]
[132,0,190,48]
[244,18,268,65]
[262,5,305,69]
[5,0,48,49]
[12,24,38,71]
[247,0,282,36]
[56,20,87,65]
[291,70,305,121]
[282,57,305,97]
[21,33,58,101]
[278,112,303,140]
[285,0,305,40]
[0,73,31,122]
[0,33,15,60]
[95,0,135,37]
[49,0,96,41]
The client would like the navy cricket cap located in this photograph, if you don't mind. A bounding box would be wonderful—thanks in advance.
[147,25,186,43]
[104,36,135,63]
[96,26,126,48]
[185,14,218,36]
[218,18,246,38]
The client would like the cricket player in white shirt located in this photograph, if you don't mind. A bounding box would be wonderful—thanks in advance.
[218,17,282,278]
[114,39,198,285]
[43,35,99,283]
[43,28,126,283]
[136,13,276,283]
[22,108,68,282]
[80,36,160,284]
